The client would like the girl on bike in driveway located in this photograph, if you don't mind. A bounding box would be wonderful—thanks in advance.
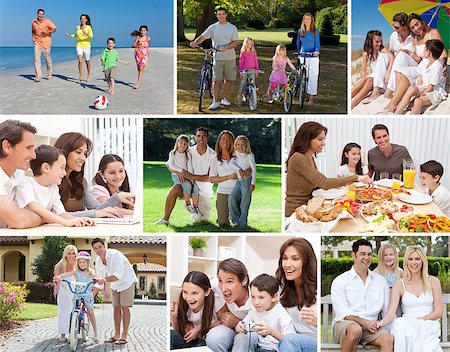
[237,37,259,106]
[296,13,321,104]
[266,44,297,103]
[131,25,150,89]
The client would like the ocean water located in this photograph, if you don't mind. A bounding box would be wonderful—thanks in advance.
[0,47,105,72]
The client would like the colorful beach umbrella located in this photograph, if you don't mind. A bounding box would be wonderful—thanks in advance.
[378,0,450,49]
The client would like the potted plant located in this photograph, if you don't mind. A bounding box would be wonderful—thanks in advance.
[190,237,207,257]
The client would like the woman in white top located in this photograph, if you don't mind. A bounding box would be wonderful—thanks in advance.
[277,238,317,352]
[209,130,238,226]
[53,245,77,342]
[377,246,443,351]
[337,143,368,177]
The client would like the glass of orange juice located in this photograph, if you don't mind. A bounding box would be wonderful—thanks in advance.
[392,173,401,190]
[403,160,416,189]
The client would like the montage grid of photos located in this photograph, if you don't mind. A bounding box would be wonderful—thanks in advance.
[1,0,450,352]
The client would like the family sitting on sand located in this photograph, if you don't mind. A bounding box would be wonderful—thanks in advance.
[32,8,150,91]
[352,12,448,114]
[0,119,136,229]
[189,7,321,109]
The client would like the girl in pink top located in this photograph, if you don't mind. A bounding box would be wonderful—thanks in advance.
[267,44,297,103]
[238,37,259,106]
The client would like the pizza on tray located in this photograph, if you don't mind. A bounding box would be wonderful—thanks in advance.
[354,186,392,202]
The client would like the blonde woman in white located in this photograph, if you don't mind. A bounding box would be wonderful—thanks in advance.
[377,246,443,351]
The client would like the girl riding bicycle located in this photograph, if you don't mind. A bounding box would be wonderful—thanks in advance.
[57,251,103,343]
[266,44,297,103]
[238,37,259,106]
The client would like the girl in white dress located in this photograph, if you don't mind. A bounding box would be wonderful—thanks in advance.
[377,246,443,352]
[53,245,77,342]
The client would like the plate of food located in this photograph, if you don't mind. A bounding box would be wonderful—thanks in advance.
[375,179,404,188]
[360,201,415,232]
[397,214,450,232]
[312,188,346,200]
[333,198,361,216]
[398,190,432,204]
[354,186,392,202]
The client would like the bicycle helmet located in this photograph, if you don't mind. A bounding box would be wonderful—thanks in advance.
[76,251,91,261]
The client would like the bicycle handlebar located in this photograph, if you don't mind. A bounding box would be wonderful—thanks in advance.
[62,279,97,295]
[196,46,218,54]
[241,69,265,74]
[293,52,317,57]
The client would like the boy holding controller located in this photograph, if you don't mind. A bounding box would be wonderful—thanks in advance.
[233,274,294,352]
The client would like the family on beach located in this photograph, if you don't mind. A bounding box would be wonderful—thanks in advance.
[31,8,150,92]
[331,239,444,351]
[53,239,137,345]
[189,7,320,109]
[155,127,256,228]
[0,119,136,229]
[352,12,448,114]
[285,121,450,218]
[170,237,317,351]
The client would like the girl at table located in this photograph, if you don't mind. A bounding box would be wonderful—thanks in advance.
[285,122,372,217]
[374,243,403,289]
[337,143,369,177]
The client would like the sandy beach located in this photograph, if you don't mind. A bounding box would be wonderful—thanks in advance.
[0,48,173,114]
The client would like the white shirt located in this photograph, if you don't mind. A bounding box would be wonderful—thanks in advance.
[0,165,18,228]
[418,58,446,92]
[389,32,413,54]
[15,177,66,215]
[431,184,450,217]
[285,302,318,336]
[211,278,252,319]
[201,22,238,61]
[188,145,215,198]
[230,152,257,185]
[167,151,188,173]
[337,164,369,177]
[242,303,295,351]
[331,267,389,328]
[95,248,137,292]
[209,156,237,195]
[187,306,217,328]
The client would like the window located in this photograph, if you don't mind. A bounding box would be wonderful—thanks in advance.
[158,276,165,292]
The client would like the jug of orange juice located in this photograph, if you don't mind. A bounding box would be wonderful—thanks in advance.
[403,159,416,189]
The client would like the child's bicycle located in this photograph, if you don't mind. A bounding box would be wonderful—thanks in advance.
[261,70,294,112]
[240,69,264,111]
[287,52,315,108]
[195,46,218,111]
[62,279,97,351]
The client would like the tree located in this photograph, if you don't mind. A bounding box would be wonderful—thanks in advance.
[320,13,334,36]
[177,0,187,42]
[149,281,157,299]
[31,236,73,282]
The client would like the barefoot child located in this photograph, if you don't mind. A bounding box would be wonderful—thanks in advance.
[337,143,368,177]
[170,271,219,349]
[228,135,256,228]
[238,37,259,106]
[267,44,297,103]
[166,135,201,215]
[101,38,130,95]
[420,160,450,217]
[15,145,94,227]
[351,30,394,109]
[131,25,150,89]
[374,244,403,289]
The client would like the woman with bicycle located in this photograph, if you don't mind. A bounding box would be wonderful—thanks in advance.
[296,13,320,104]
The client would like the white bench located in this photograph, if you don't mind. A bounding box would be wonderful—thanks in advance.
[321,294,450,351]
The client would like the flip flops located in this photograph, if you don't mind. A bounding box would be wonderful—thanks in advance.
[105,337,117,343]
[115,339,128,345]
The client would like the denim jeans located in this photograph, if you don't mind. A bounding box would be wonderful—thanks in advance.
[170,329,205,349]
[205,324,236,352]
[228,176,252,227]
[278,333,317,352]
[232,332,275,352]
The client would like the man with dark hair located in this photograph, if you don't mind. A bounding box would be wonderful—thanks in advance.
[368,124,411,180]
[32,8,57,81]
[0,119,42,228]
[190,7,239,109]
[331,239,393,352]
[155,127,216,224]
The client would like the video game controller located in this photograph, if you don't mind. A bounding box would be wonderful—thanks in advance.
[241,321,257,332]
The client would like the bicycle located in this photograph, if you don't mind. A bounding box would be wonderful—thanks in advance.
[240,69,264,111]
[62,279,97,351]
[195,46,217,111]
[287,52,315,108]
[261,70,294,112]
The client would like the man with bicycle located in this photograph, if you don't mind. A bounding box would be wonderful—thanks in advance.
[190,7,239,110]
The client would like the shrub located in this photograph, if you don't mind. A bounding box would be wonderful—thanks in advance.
[12,281,55,304]
[0,282,29,326]
[149,282,157,299]
[247,20,266,30]
[320,13,334,36]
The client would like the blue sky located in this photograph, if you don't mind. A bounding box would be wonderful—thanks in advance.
[352,0,393,51]
[0,1,173,47]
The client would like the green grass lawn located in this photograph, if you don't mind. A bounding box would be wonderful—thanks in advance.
[143,161,281,232]
[16,302,58,320]
[178,28,347,114]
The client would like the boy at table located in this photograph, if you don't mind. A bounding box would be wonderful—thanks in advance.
[420,160,450,217]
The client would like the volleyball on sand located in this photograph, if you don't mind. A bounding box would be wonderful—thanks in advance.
[94,96,109,110]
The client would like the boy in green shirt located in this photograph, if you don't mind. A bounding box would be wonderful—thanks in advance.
[101,37,129,95]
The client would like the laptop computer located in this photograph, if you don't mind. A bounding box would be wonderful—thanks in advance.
[94,193,141,225]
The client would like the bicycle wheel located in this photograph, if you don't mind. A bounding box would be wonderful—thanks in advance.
[288,72,299,99]
[248,86,258,111]
[298,67,307,108]
[198,69,208,111]
[69,311,80,351]
[284,89,293,112]
[81,311,90,342]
